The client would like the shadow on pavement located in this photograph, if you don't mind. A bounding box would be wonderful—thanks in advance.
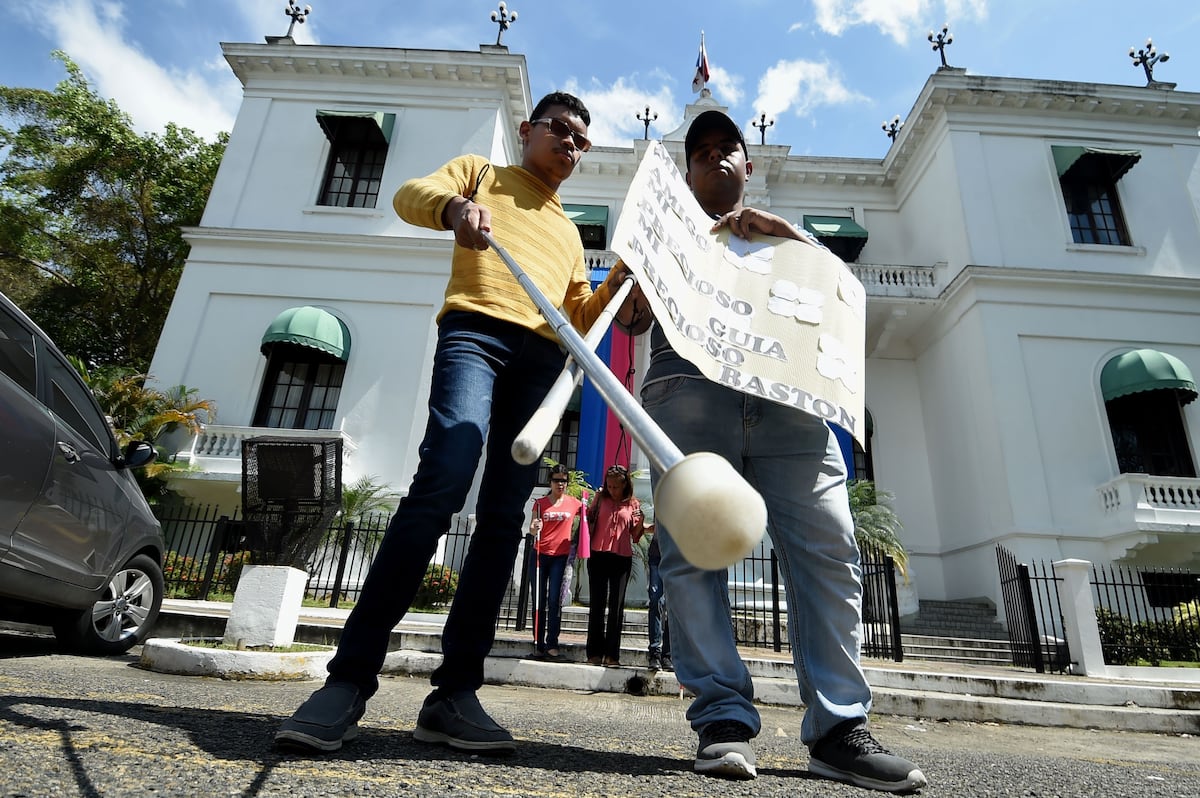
[0,687,691,797]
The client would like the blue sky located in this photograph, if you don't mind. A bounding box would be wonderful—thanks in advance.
[0,0,1196,159]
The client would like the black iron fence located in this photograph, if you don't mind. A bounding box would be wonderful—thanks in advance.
[997,544,1200,671]
[996,545,1070,673]
[1091,563,1200,666]
[155,502,403,605]
[155,502,903,660]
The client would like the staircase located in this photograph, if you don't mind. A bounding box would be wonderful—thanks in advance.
[532,601,1019,668]
[900,599,1014,666]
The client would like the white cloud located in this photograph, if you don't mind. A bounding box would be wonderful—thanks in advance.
[811,0,987,44]
[563,75,679,148]
[705,65,744,109]
[752,59,868,123]
[38,0,238,140]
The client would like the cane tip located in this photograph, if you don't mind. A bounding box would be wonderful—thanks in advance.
[511,438,541,466]
[653,452,766,570]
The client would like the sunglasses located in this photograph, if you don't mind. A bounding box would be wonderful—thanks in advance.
[531,117,592,153]
[550,478,568,484]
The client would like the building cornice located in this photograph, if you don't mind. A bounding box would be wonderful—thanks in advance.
[220,41,531,124]
[885,69,1200,182]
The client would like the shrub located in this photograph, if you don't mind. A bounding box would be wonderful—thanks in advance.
[163,551,203,599]
[412,563,459,610]
[217,550,252,591]
[1095,606,1200,666]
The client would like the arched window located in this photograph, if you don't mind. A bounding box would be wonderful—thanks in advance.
[852,407,875,481]
[1100,349,1196,477]
[255,307,351,431]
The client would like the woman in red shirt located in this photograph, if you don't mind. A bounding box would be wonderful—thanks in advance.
[585,464,644,666]
[529,464,584,660]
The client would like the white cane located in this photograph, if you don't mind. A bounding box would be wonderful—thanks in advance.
[486,230,766,571]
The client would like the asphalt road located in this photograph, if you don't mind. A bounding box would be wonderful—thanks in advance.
[1,628,1197,798]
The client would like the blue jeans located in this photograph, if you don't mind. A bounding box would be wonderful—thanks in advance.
[642,376,870,746]
[530,551,568,651]
[647,542,670,655]
[328,311,564,698]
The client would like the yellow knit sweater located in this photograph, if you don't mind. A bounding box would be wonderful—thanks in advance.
[393,154,614,341]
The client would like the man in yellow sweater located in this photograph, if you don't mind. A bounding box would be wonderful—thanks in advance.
[277,92,626,755]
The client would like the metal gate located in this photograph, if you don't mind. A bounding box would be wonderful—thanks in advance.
[996,545,1070,673]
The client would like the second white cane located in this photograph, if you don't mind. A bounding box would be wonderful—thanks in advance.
[485,231,765,570]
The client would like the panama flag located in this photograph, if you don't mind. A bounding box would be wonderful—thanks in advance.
[691,32,710,93]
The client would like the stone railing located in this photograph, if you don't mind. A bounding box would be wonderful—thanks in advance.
[1098,473,1200,525]
[849,263,938,298]
[175,424,358,475]
[586,249,938,299]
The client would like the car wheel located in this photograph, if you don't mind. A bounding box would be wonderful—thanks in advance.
[53,553,165,656]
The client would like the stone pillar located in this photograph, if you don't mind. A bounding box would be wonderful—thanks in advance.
[1053,559,1108,677]
[223,565,308,648]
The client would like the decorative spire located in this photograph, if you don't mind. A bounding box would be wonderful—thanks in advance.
[928,23,953,69]
[637,105,658,141]
[491,2,518,46]
[283,1,312,38]
[882,115,903,141]
[1130,38,1171,87]
[752,113,774,145]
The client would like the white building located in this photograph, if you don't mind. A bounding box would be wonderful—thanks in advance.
[149,35,1200,618]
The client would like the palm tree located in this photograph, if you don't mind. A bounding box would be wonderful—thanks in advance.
[71,359,215,500]
[847,479,909,579]
[340,474,400,522]
[304,475,400,579]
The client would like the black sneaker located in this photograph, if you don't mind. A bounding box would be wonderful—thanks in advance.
[808,720,927,793]
[414,690,516,754]
[661,653,674,672]
[647,651,663,670]
[694,719,757,779]
[274,682,365,752]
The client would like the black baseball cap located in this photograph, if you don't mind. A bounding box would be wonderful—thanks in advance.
[684,109,748,164]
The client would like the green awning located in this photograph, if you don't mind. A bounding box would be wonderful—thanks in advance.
[563,204,609,226]
[803,215,868,262]
[1101,349,1196,405]
[261,306,351,361]
[1052,145,1141,182]
[803,215,868,239]
[316,109,396,147]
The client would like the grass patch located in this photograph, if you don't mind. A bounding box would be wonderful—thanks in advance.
[182,639,332,653]
[1129,659,1200,668]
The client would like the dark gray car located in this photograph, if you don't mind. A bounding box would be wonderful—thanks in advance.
[0,290,164,655]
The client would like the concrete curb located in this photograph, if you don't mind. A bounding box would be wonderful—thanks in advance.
[140,638,334,680]
[145,602,1200,735]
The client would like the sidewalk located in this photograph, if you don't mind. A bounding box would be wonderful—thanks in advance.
[149,599,1200,735]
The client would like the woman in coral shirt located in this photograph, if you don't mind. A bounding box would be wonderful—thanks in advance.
[529,464,584,660]
[585,464,643,666]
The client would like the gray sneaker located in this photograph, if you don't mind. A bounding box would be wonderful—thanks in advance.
[694,719,757,779]
[275,682,365,752]
[414,689,516,754]
[808,720,928,793]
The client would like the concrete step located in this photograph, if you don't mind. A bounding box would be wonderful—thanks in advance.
[147,604,1200,734]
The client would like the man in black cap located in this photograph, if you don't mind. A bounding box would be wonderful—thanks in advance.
[619,109,927,793]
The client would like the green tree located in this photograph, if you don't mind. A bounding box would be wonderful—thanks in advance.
[847,479,909,579]
[0,52,226,371]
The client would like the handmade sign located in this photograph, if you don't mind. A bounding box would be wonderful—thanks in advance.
[611,140,866,445]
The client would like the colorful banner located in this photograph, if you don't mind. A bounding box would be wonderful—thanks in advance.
[611,140,867,445]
